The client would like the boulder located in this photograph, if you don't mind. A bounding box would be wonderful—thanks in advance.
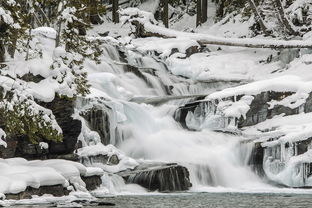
[117,162,192,192]
[82,175,102,191]
[5,185,70,200]
[2,96,82,160]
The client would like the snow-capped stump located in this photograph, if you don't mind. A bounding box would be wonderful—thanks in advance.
[117,162,192,192]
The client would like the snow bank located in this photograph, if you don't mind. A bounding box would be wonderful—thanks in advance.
[206,75,312,101]
[131,37,199,58]
[0,158,102,197]
[77,143,138,173]
[121,8,312,48]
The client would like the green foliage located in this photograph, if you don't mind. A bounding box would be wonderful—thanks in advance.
[0,1,26,60]
[0,88,63,144]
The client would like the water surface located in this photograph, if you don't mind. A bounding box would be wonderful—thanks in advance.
[92,192,312,208]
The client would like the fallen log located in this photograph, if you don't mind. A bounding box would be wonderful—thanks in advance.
[125,10,312,49]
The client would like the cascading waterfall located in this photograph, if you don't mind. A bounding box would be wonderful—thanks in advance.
[116,102,270,190]
[79,42,272,192]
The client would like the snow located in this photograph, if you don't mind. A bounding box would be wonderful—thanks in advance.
[39,142,49,150]
[77,143,139,173]
[1,0,312,196]
[32,27,57,39]
[206,75,312,100]
[0,158,103,197]
[138,0,160,14]
[121,8,312,48]
[131,37,200,58]
[0,129,7,148]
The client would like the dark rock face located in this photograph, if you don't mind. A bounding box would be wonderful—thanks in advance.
[5,175,103,200]
[42,97,81,156]
[5,185,70,200]
[248,142,265,177]
[1,96,82,160]
[175,91,312,130]
[118,163,192,192]
[81,105,111,145]
[174,100,205,129]
[14,137,49,160]
[0,138,17,158]
[238,91,298,128]
[82,175,102,191]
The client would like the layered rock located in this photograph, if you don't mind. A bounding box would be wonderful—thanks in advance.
[82,175,103,191]
[80,105,112,145]
[117,162,192,192]
[175,91,312,131]
[0,96,82,160]
[5,185,70,200]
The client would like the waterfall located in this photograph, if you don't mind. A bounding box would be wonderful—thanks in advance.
[77,42,272,193]
[115,102,270,190]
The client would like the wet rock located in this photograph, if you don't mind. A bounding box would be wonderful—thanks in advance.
[185,45,200,57]
[80,154,120,166]
[5,185,70,200]
[175,91,312,130]
[56,153,79,162]
[97,202,116,206]
[14,137,49,160]
[248,142,265,177]
[20,73,44,83]
[82,175,102,191]
[117,162,192,192]
[42,97,82,156]
[0,138,17,158]
[3,96,82,160]
[81,105,111,145]
[109,154,120,165]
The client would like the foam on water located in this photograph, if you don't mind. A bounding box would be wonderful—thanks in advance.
[82,44,309,194]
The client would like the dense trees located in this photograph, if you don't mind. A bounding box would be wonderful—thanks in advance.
[0,0,311,145]
[0,0,106,144]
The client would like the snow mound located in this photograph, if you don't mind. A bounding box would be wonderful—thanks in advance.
[0,158,102,197]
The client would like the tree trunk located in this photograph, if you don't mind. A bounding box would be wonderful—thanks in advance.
[216,0,225,18]
[274,0,299,36]
[112,0,119,23]
[0,40,5,63]
[90,0,103,24]
[130,20,312,49]
[7,32,17,59]
[163,0,169,28]
[247,0,271,36]
[196,0,202,27]
[202,0,208,23]
[55,21,62,48]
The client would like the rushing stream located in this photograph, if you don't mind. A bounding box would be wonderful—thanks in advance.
[75,42,312,197]
[79,42,277,193]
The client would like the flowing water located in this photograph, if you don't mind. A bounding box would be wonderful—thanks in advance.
[93,192,312,208]
[10,192,312,208]
[80,43,311,195]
